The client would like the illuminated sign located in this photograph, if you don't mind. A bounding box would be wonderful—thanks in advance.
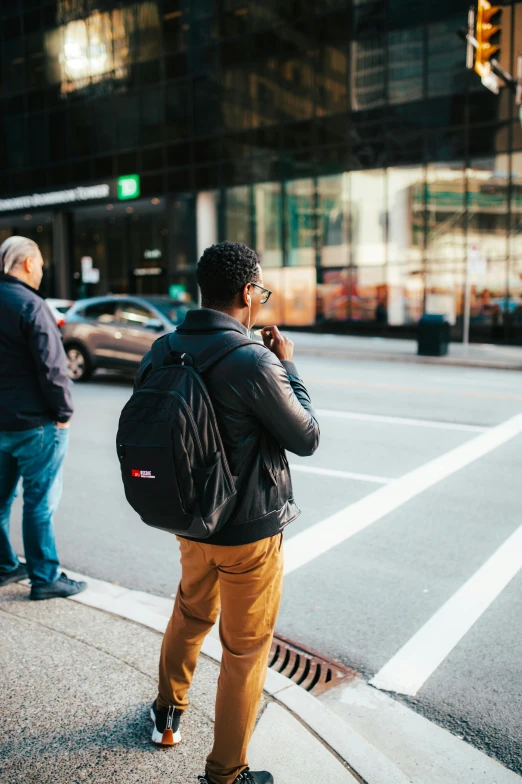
[118,174,140,201]
[0,184,110,213]
[169,284,186,298]
[134,267,163,276]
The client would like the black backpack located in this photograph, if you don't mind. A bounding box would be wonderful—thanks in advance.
[116,331,256,538]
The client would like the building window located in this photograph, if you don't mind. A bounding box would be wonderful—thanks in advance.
[350,36,386,111]
[317,174,350,268]
[254,182,283,268]
[285,178,315,267]
[225,185,251,247]
[427,18,464,99]
[388,28,423,105]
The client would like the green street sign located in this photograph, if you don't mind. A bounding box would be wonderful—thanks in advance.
[117,174,140,200]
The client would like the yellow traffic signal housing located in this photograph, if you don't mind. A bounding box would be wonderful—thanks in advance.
[475,0,502,77]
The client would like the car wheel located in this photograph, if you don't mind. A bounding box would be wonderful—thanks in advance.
[65,345,92,382]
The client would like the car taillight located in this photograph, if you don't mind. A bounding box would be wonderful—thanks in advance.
[57,318,66,329]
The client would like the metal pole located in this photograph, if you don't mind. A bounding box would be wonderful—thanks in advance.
[516,54,522,106]
[463,251,471,346]
[466,7,475,69]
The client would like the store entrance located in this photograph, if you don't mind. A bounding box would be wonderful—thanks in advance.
[72,198,169,299]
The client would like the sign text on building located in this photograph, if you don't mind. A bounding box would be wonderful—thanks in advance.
[0,184,111,213]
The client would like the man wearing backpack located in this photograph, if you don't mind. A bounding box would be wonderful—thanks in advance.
[133,242,319,784]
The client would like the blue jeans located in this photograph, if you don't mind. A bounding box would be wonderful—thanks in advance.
[0,423,69,585]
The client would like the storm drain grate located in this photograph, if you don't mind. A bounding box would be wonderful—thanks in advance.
[269,632,359,695]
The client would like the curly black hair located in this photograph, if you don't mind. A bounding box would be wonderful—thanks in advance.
[196,242,260,307]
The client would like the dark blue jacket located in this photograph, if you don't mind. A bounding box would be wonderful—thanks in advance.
[0,274,73,430]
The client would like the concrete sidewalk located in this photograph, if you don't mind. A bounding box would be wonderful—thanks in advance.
[2,576,521,784]
[289,333,522,370]
[0,581,358,784]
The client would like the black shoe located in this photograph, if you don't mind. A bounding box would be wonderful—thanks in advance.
[150,699,182,746]
[198,768,274,784]
[29,572,87,601]
[0,563,28,587]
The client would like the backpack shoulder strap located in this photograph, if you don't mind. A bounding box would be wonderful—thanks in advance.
[151,333,177,370]
[150,331,259,373]
[195,334,259,373]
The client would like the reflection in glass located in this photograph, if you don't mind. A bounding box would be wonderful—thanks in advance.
[250,60,281,128]
[316,46,349,116]
[281,267,317,326]
[426,162,466,263]
[259,268,316,326]
[254,183,283,268]
[349,170,386,266]
[388,28,423,105]
[317,175,350,268]
[510,153,522,325]
[257,269,284,326]
[467,157,508,261]
[468,262,509,330]
[466,157,509,332]
[223,68,252,131]
[225,186,251,247]
[387,167,425,325]
[350,36,386,110]
[387,167,424,265]
[45,2,161,96]
[425,163,465,325]
[427,18,464,98]
[279,57,315,122]
[318,268,350,321]
[351,266,387,322]
[285,179,315,267]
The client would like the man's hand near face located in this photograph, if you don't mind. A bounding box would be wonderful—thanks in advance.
[260,326,294,362]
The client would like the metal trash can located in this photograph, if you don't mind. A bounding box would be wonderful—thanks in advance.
[417,314,450,357]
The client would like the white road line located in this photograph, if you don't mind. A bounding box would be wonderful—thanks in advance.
[316,409,487,433]
[284,412,522,576]
[370,523,522,696]
[289,464,390,484]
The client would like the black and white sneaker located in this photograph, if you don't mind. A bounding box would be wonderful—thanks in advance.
[150,699,182,746]
[198,768,274,784]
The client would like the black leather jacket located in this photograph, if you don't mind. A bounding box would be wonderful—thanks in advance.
[135,308,320,545]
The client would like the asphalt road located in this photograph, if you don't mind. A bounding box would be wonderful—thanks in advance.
[9,356,522,775]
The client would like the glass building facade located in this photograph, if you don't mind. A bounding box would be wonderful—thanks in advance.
[1,0,522,341]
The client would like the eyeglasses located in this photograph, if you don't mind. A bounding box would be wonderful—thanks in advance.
[250,282,272,304]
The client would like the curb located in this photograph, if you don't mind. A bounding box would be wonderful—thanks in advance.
[292,346,522,371]
[60,569,413,784]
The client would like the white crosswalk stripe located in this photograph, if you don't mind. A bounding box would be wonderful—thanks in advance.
[316,409,487,433]
[370,523,522,696]
[284,413,522,576]
[289,464,390,484]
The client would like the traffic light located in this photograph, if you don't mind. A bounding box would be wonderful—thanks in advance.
[474,0,502,77]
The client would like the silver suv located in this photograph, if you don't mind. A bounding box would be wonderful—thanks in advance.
[62,295,196,381]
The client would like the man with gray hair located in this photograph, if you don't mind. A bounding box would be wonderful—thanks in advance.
[0,236,86,599]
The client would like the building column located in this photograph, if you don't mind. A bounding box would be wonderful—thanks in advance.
[52,210,72,298]
[196,191,218,260]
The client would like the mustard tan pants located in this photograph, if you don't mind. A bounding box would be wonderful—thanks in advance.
[157,533,284,784]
